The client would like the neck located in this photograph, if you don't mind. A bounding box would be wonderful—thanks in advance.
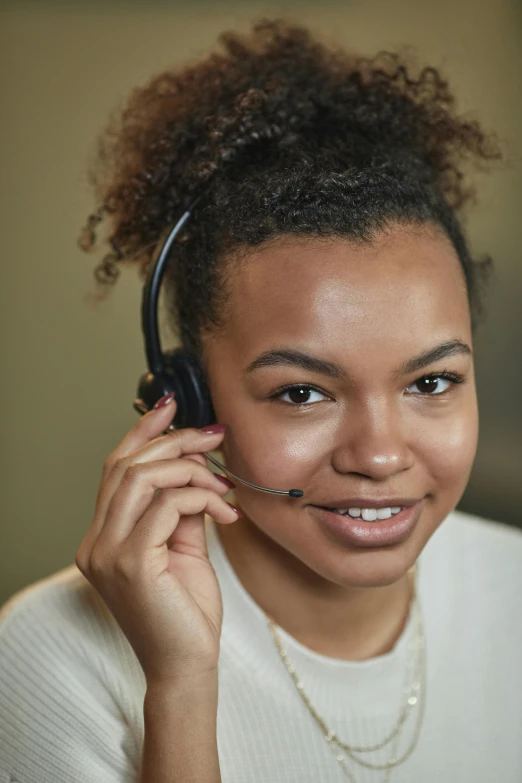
[215,513,415,661]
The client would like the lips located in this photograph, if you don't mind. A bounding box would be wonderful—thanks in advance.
[310,500,424,548]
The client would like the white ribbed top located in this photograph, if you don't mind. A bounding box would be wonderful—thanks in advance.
[1,508,522,782]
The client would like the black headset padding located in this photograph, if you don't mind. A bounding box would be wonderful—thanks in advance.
[135,347,216,430]
[166,348,216,429]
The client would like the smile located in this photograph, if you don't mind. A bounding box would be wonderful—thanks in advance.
[320,506,404,522]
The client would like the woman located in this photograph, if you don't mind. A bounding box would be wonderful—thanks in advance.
[1,18,521,783]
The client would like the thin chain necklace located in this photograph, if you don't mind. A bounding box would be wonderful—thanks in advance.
[264,564,427,782]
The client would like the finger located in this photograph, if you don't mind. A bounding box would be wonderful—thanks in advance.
[94,426,227,537]
[114,413,223,474]
[96,394,178,499]
[89,488,237,580]
[181,452,210,468]
[93,458,236,553]
[116,394,179,459]
[124,427,226,491]
[99,395,224,491]
[124,486,239,563]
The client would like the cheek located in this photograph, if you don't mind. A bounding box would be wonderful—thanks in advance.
[420,401,479,495]
[223,418,326,487]
[219,419,319,527]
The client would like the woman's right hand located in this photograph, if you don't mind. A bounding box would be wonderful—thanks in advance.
[75,393,241,688]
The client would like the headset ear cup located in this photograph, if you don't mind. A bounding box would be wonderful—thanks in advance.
[134,369,178,419]
[165,348,216,429]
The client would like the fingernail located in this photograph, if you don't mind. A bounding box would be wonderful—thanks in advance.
[227,503,243,517]
[198,423,226,434]
[153,392,175,409]
[215,474,236,489]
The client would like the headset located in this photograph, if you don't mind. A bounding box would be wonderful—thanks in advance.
[133,193,303,499]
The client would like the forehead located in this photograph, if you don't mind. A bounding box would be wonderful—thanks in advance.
[216,223,470,357]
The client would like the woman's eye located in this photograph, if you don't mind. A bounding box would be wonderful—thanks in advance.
[273,385,328,405]
[271,372,464,406]
[406,374,457,396]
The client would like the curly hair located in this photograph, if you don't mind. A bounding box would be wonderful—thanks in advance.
[79,18,502,358]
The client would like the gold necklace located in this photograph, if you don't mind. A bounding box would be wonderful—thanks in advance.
[264,564,427,782]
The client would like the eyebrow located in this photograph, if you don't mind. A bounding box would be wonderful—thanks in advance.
[244,339,472,380]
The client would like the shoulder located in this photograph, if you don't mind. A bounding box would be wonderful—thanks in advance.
[0,566,145,781]
[1,562,107,627]
[0,562,145,695]
[441,507,522,564]
[0,563,144,686]
[425,507,522,612]
[1,564,118,660]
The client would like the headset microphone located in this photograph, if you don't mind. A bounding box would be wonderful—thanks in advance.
[133,194,304,500]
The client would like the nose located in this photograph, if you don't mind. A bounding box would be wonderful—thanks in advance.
[330,397,414,480]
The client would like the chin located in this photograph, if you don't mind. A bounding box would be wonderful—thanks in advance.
[318,550,415,589]
[286,521,423,589]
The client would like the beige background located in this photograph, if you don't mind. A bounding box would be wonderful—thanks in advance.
[1,0,521,605]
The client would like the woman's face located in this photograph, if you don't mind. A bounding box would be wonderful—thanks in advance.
[201,221,478,587]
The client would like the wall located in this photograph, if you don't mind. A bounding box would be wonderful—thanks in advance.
[1,0,521,604]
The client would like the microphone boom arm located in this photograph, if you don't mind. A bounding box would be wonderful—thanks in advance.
[204,452,303,498]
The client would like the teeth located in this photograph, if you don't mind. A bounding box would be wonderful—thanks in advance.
[328,506,403,521]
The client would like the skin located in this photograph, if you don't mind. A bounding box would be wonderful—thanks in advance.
[200,220,479,661]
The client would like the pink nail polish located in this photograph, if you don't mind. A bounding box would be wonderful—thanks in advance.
[153,392,175,409]
[227,503,243,517]
[215,475,236,489]
[199,423,226,434]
